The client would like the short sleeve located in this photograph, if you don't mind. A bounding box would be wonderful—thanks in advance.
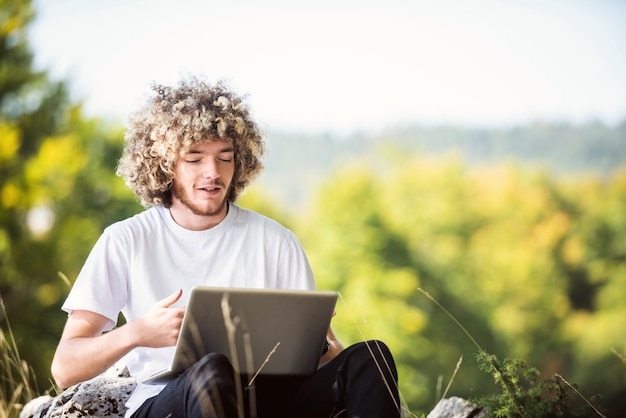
[61,225,130,330]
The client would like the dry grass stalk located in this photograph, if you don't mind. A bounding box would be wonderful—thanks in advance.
[1,296,37,418]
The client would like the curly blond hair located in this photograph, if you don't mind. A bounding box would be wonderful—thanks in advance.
[117,76,265,207]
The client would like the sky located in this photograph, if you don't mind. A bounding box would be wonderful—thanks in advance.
[29,0,626,134]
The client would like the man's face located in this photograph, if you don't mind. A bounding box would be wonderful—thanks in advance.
[170,139,235,230]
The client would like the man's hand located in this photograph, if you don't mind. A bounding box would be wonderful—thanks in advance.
[52,289,186,388]
[133,289,185,348]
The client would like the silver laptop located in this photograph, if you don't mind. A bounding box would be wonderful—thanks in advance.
[143,287,338,384]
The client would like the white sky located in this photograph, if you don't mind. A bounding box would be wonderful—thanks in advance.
[29,0,626,134]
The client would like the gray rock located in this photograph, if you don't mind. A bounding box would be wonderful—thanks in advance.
[427,396,488,418]
[19,396,53,418]
[20,362,136,418]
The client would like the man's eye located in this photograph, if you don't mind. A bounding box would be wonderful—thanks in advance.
[185,159,200,163]
[219,158,233,163]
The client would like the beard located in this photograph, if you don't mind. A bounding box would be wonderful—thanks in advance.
[171,181,229,217]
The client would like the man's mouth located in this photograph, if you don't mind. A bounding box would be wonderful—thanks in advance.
[198,184,222,193]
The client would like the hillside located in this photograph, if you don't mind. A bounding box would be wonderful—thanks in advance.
[258,121,626,208]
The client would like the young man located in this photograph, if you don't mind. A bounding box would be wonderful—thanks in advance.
[51,77,401,418]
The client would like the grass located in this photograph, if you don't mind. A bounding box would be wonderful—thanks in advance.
[0,296,38,418]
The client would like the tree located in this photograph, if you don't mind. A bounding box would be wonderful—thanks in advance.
[296,152,626,416]
[0,0,141,388]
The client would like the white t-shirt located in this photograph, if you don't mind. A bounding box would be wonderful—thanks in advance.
[62,203,316,417]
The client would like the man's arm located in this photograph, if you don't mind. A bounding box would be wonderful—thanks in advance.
[51,289,185,388]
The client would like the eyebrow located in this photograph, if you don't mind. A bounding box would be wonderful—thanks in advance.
[185,146,235,154]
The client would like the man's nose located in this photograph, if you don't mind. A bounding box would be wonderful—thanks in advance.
[202,160,220,179]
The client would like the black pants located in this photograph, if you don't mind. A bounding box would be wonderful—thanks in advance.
[132,340,401,418]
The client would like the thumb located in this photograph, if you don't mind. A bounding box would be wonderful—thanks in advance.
[155,289,183,308]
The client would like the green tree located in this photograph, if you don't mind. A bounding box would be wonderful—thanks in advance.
[0,0,140,389]
[297,152,625,416]
[296,157,497,414]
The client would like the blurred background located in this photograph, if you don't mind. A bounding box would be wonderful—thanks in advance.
[1,0,625,416]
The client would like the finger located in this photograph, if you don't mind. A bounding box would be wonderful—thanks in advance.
[171,307,186,317]
[155,289,183,308]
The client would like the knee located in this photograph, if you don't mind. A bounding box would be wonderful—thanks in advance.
[354,340,394,363]
[348,340,398,378]
[196,353,233,371]
[186,353,235,385]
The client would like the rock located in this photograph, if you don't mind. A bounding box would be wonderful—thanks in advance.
[19,396,53,418]
[20,362,136,418]
[427,396,488,418]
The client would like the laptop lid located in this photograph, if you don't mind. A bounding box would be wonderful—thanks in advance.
[144,287,337,383]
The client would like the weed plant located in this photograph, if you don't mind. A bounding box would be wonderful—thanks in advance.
[474,352,604,418]
[418,288,607,418]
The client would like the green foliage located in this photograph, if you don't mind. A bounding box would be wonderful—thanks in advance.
[416,286,606,417]
[294,155,626,416]
[474,352,604,418]
[0,0,142,390]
